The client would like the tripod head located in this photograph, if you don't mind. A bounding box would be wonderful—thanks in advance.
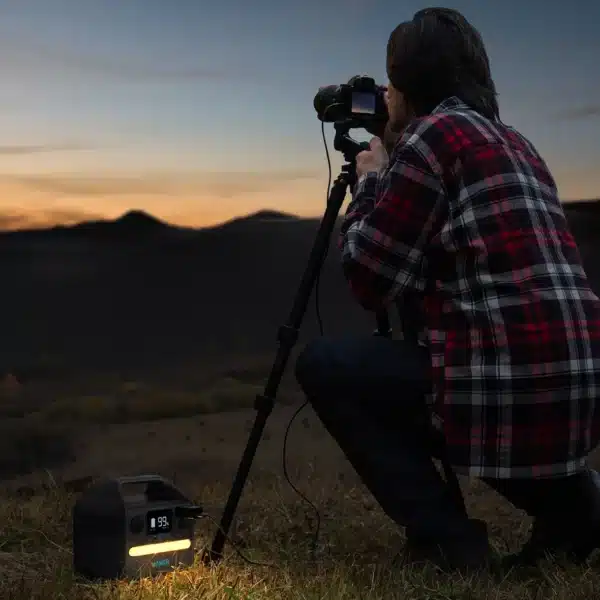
[333,120,370,165]
[331,121,391,338]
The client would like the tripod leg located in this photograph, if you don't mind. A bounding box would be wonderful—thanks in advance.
[204,171,353,564]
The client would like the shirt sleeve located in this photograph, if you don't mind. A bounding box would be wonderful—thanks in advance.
[338,141,444,312]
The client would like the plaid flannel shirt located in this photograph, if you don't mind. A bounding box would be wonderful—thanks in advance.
[339,97,600,479]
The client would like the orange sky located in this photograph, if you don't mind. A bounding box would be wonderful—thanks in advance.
[0,169,333,230]
[1,2,599,231]
[0,162,598,231]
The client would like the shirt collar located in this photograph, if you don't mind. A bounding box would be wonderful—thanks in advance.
[430,96,472,114]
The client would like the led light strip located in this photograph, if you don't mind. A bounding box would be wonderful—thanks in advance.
[128,539,192,557]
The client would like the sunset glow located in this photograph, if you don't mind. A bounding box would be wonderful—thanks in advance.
[1,0,598,230]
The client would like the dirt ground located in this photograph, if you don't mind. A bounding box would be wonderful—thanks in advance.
[1,402,352,498]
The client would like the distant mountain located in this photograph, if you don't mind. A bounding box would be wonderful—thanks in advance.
[230,210,300,223]
[562,199,600,210]
[0,200,599,377]
[0,209,190,242]
[2,201,599,237]
[73,210,171,233]
[0,209,306,241]
[0,206,365,376]
[202,210,305,233]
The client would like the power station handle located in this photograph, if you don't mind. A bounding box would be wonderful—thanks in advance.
[117,475,170,486]
[116,475,189,503]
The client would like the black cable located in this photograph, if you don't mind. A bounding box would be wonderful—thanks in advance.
[281,401,319,560]
[278,117,336,561]
[314,117,333,338]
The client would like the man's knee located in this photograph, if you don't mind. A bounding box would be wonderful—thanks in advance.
[296,335,431,396]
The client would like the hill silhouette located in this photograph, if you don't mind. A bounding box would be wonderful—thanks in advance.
[72,209,171,236]
[0,208,366,376]
[1,202,599,377]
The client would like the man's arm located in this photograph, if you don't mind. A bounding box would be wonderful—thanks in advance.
[339,142,444,312]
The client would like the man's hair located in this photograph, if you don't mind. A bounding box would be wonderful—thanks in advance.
[387,8,499,119]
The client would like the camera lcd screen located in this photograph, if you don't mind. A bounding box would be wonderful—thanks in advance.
[351,91,376,115]
[146,508,173,535]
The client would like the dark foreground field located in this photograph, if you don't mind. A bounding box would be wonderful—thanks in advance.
[1,204,600,598]
[2,359,600,599]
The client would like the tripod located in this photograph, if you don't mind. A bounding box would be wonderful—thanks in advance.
[204,121,465,565]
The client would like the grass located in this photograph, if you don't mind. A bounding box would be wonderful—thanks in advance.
[2,361,600,598]
[2,475,600,599]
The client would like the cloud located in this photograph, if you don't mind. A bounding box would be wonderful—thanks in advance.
[7,175,170,197]
[4,170,322,198]
[0,143,92,156]
[555,105,600,121]
[194,171,322,198]
[0,208,103,231]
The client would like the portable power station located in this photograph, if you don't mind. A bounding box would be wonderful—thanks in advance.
[73,474,202,580]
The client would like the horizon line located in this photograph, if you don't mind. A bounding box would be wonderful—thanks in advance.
[1,197,600,234]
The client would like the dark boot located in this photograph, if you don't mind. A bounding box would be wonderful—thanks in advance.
[502,469,600,569]
[402,518,495,574]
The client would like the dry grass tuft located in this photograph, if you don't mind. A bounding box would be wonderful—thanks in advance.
[1,476,600,599]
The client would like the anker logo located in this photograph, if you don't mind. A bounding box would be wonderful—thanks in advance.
[151,558,170,568]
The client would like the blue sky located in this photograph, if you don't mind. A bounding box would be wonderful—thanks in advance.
[0,0,599,228]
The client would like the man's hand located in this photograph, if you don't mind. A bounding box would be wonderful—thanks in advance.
[356,137,389,179]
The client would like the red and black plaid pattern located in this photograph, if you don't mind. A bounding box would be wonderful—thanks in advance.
[339,97,600,479]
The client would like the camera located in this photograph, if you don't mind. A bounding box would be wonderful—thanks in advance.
[313,75,388,129]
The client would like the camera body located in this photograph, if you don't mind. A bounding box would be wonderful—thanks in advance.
[314,75,388,128]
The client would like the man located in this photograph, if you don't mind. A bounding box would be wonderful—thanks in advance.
[295,7,600,573]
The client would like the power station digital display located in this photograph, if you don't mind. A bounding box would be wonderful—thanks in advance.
[146,508,173,535]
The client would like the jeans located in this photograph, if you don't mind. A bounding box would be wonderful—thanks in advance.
[294,335,596,540]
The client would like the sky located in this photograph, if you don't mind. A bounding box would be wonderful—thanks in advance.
[0,0,599,229]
